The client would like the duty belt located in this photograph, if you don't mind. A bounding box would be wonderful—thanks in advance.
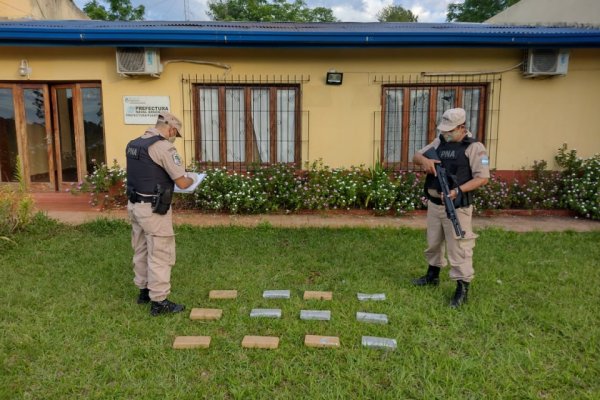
[129,192,156,204]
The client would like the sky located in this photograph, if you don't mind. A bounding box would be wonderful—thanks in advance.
[72,0,458,23]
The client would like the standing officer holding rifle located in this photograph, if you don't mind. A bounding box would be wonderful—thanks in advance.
[411,108,490,308]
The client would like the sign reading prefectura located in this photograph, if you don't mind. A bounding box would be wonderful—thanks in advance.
[123,96,170,124]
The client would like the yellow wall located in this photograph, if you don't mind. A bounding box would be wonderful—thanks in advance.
[1,46,598,171]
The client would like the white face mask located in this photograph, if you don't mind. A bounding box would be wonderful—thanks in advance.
[443,128,461,142]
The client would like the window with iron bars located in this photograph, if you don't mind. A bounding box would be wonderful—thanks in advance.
[382,84,487,170]
[194,85,301,168]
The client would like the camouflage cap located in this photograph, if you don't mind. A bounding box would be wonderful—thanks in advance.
[437,108,466,132]
[157,111,182,137]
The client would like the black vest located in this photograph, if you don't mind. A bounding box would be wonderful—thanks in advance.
[126,135,174,195]
[424,135,476,207]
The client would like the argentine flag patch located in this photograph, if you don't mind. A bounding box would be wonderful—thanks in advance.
[481,156,489,166]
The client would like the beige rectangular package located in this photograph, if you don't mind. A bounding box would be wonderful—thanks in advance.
[303,291,333,300]
[209,290,238,299]
[304,335,340,348]
[241,336,280,349]
[173,336,211,349]
[189,308,223,320]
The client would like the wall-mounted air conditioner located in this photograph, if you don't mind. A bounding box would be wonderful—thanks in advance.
[116,48,162,76]
[523,49,569,78]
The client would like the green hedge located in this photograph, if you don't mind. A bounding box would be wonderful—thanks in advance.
[77,145,599,220]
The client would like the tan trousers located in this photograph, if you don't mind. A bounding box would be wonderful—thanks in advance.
[424,202,478,282]
[127,201,176,302]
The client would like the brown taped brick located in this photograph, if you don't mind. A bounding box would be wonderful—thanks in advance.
[209,290,238,299]
[242,336,279,349]
[173,336,211,349]
[303,291,333,300]
[189,308,223,320]
[304,335,340,348]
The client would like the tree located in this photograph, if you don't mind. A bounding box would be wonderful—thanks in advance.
[376,5,418,22]
[447,0,520,22]
[207,0,337,22]
[83,0,145,21]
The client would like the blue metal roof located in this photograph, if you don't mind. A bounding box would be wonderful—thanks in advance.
[0,20,599,48]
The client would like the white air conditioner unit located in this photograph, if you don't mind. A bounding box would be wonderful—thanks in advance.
[116,48,162,76]
[523,49,569,78]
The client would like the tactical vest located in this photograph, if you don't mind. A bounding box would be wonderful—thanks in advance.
[424,135,476,207]
[126,135,174,195]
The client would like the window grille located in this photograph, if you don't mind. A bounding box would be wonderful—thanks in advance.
[376,74,500,170]
[180,74,307,171]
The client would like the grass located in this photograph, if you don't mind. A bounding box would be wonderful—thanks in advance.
[1,215,599,399]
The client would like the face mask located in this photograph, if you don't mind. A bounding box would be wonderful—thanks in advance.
[443,128,461,142]
[168,136,176,144]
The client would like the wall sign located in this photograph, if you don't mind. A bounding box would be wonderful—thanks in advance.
[123,96,170,124]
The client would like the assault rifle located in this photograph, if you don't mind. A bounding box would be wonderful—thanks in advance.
[423,148,465,239]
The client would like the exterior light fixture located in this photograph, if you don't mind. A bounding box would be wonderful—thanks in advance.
[19,59,32,78]
[326,70,343,85]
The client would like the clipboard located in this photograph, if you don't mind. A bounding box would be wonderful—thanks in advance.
[174,172,206,194]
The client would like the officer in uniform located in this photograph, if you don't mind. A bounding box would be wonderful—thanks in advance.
[125,111,196,316]
[411,108,490,307]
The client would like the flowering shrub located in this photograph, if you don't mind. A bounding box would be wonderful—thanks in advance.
[71,145,598,219]
[472,172,511,211]
[555,144,600,220]
[194,168,270,214]
[251,163,303,212]
[508,160,562,210]
[69,159,126,207]
[302,161,363,211]
[186,147,599,219]
[361,163,397,214]
[391,171,426,214]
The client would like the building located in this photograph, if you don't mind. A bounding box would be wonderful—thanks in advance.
[486,0,600,27]
[0,20,599,192]
[0,0,88,21]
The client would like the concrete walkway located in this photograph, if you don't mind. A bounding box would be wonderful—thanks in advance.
[41,208,600,232]
[31,191,599,232]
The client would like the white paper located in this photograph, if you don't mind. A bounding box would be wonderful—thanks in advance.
[174,172,206,194]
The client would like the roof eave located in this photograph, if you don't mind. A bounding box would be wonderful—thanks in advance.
[1,25,600,48]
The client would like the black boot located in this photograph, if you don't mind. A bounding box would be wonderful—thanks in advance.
[137,288,150,304]
[450,280,469,308]
[412,265,440,286]
[150,299,185,316]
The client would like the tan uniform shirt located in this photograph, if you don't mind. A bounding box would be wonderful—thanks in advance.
[142,127,186,181]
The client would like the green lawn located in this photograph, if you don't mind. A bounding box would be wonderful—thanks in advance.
[1,216,599,399]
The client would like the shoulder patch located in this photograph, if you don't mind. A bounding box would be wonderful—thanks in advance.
[172,153,182,166]
[481,156,489,166]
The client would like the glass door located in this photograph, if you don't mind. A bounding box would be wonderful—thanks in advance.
[0,86,21,183]
[0,82,105,191]
[51,84,106,191]
[20,84,55,190]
